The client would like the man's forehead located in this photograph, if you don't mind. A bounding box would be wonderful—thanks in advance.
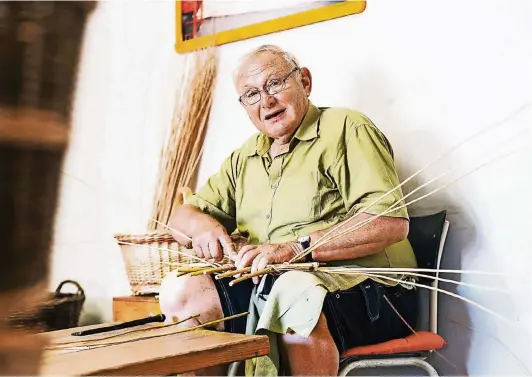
[236,53,290,85]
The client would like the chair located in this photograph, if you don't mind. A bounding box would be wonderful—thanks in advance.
[338,210,450,376]
[227,211,450,377]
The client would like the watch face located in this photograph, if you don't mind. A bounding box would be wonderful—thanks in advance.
[298,236,311,249]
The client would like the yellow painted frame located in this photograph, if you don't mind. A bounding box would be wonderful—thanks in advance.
[175,1,366,54]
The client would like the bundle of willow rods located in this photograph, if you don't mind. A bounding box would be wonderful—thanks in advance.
[148,47,218,231]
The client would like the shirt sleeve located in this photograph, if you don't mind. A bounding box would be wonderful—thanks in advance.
[185,150,241,233]
[330,117,409,220]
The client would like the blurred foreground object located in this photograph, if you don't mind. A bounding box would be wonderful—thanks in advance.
[0,1,95,374]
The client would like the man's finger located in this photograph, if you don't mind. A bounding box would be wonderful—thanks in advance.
[253,252,274,284]
[237,247,260,270]
[257,255,271,273]
[173,232,192,248]
[235,245,256,265]
[251,253,265,285]
[193,243,205,259]
[209,240,223,261]
[237,244,256,257]
[199,240,212,260]
[233,247,259,278]
[219,234,236,260]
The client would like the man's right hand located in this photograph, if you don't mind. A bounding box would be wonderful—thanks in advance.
[169,204,236,262]
[190,220,235,262]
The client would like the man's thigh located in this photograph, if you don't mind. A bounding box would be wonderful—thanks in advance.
[322,281,419,355]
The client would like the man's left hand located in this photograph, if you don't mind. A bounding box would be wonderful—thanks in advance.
[232,242,301,284]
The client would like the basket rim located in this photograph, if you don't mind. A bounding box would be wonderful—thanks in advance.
[114,232,176,244]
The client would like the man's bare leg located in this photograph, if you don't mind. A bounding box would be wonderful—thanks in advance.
[279,312,339,376]
[159,272,229,376]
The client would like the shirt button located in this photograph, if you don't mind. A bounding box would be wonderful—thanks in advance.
[266,214,271,219]
[271,183,278,189]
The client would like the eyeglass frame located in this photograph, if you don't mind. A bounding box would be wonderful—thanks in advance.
[238,67,300,106]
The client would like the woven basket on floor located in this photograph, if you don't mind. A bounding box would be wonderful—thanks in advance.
[115,232,248,296]
[8,280,85,332]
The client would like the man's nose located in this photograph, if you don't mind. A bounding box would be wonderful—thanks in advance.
[260,92,275,108]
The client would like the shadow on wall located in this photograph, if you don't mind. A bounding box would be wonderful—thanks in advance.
[348,68,481,375]
[80,301,104,326]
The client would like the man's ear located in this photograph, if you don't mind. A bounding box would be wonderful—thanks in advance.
[299,67,312,96]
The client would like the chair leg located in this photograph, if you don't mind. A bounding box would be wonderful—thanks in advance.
[227,361,242,377]
[338,357,439,376]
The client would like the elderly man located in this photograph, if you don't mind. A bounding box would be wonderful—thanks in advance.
[160,44,418,376]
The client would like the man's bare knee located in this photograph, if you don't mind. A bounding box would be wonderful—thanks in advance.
[279,313,339,375]
[159,271,224,330]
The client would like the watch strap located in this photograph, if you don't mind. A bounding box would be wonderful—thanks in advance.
[297,236,312,262]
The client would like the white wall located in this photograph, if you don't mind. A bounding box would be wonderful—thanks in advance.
[50,0,532,374]
[196,0,532,375]
[51,1,185,324]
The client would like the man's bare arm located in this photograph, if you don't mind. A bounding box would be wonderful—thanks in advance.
[168,204,234,261]
[307,213,409,262]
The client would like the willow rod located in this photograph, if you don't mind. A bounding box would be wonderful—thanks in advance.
[382,295,460,373]
[116,240,218,267]
[189,265,235,276]
[299,130,531,255]
[316,268,515,293]
[290,142,531,264]
[359,272,531,335]
[46,314,201,348]
[287,102,531,262]
[46,312,249,350]
[215,267,252,279]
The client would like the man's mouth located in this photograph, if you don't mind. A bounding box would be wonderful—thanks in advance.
[265,109,285,121]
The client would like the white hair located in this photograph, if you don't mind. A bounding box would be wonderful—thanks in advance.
[233,44,300,85]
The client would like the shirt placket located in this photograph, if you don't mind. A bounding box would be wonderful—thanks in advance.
[265,153,285,242]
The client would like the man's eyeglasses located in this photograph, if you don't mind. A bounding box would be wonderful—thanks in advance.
[238,68,299,106]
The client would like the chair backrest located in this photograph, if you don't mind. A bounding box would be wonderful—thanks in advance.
[407,211,449,334]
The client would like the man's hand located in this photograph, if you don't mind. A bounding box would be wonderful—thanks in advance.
[190,220,235,262]
[232,242,301,284]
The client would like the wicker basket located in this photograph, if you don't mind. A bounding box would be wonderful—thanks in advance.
[8,280,85,332]
[114,232,193,295]
[114,233,248,296]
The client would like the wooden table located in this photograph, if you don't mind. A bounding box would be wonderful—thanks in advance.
[39,322,269,375]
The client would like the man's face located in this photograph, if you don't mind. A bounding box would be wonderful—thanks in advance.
[235,53,312,142]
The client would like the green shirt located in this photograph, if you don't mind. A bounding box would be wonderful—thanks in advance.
[188,101,416,269]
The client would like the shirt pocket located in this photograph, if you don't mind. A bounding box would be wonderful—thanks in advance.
[303,169,332,222]
[312,169,342,221]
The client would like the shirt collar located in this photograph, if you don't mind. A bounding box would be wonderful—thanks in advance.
[245,101,321,157]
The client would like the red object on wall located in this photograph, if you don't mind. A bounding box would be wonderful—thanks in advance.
[182,1,204,40]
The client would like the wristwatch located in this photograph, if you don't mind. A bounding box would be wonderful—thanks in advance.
[297,235,312,262]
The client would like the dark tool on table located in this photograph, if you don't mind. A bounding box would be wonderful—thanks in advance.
[71,313,166,336]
